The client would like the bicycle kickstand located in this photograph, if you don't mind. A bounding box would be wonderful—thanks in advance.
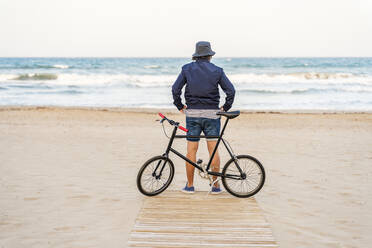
[206,178,222,196]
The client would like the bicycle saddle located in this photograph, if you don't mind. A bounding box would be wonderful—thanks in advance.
[216,110,240,119]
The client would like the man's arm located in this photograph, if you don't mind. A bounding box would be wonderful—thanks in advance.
[218,69,235,111]
[172,69,186,111]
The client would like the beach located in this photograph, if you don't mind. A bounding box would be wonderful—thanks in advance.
[0,107,371,247]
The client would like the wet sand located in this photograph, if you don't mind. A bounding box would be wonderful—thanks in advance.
[0,107,371,248]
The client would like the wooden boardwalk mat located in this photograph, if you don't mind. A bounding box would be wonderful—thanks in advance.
[128,191,278,248]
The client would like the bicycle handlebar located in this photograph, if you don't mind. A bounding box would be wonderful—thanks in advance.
[178,125,188,132]
[158,112,188,132]
[158,113,165,119]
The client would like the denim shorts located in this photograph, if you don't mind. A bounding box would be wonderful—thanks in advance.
[186,117,221,142]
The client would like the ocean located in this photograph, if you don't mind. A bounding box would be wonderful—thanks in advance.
[1,57,372,111]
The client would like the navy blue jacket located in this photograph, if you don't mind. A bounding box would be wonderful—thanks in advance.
[172,59,235,111]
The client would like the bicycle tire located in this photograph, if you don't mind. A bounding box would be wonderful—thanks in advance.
[222,155,265,198]
[137,156,175,196]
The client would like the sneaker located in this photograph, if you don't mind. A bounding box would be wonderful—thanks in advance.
[211,187,223,195]
[181,184,195,194]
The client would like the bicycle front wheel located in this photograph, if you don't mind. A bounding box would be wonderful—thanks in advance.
[136,156,174,196]
[222,155,265,198]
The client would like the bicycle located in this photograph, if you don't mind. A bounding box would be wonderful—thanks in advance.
[136,111,265,198]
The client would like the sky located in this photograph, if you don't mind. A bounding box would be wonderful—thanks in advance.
[1,0,372,57]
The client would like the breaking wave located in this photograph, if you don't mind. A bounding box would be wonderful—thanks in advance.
[144,65,161,69]
[287,72,353,79]
[12,73,58,81]
[240,88,372,95]
[230,72,372,84]
[229,61,371,69]
[0,64,70,69]
[1,72,372,88]
[48,89,83,94]
[7,84,52,89]
[52,64,69,69]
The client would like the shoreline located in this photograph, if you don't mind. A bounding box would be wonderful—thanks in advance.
[1,105,372,114]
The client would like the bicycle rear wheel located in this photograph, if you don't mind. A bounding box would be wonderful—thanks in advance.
[137,156,174,196]
[222,155,265,198]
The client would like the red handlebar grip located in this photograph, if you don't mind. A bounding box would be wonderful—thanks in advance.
[158,113,165,119]
[179,125,188,132]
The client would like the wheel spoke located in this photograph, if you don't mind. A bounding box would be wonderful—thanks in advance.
[222,156,264,197]
[139,158,174,195]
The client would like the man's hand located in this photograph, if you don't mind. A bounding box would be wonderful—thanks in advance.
[220,107,224,112]
[180,105,187,114]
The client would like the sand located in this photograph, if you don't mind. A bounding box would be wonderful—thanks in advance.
[0,107,371,248]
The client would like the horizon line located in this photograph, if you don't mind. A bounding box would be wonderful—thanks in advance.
[1,56,372,59]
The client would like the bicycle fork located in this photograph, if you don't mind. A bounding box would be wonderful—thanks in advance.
[152,154,168,179]
[152,126,177,179]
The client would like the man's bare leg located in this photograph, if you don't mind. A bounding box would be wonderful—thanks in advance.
[186,141,199,187]
[207,140,220,188]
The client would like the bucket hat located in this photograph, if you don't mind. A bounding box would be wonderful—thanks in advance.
[192,41,216,58]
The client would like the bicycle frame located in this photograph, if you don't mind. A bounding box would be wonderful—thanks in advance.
[161,117,244,179]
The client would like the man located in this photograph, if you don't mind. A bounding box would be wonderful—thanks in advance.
[172,41,235,194]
